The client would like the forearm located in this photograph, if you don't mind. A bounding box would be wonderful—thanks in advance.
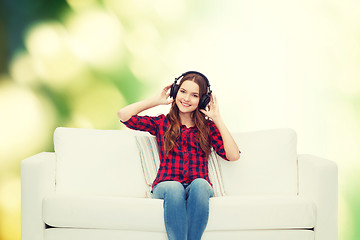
[212,116,240,161]
[117,97,159,122]
[118,84,174,122]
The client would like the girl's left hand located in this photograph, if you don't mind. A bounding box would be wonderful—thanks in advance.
[200,94,221,121]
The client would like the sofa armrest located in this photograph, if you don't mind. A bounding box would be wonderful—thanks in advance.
[297,154,338,240]
[21,152,56,240]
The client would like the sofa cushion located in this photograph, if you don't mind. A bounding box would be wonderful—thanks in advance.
[135,135,225,197]
[42,194,315,231]
[219,128,298,195]
[54,127,148,197]
[43,193,164,231]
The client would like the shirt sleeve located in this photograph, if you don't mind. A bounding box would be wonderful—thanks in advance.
[121,114,165,136]
[208,120,230,161]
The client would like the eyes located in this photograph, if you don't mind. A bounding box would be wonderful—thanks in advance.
[180,89,199,98]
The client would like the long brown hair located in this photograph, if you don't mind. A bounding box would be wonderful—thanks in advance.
[164,73,211,156]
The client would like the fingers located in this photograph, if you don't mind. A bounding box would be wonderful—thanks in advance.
[200,109,207,115]
[161,85,173,99]
[165,84,173,90]
[162,84,172,94]
[210,94,218,108]
[211,94,216,103]
[165,92,170,98]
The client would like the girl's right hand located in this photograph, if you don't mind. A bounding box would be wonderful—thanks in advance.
[118,83,174,122]
[155,84,174,105]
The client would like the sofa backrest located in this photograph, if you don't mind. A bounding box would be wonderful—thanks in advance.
[219,128,298,196]
[54,127,298,197]
[54,127,148,197]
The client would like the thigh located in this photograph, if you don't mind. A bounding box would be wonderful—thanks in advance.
[152,181,185,200]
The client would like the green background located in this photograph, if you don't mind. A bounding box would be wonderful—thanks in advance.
[0,0,359,239]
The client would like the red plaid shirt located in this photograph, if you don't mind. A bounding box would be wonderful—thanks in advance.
[122,114,229,189]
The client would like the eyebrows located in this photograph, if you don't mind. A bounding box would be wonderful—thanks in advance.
[179,87,199,95]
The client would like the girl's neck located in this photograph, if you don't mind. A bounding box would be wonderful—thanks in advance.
[179,112,194,127]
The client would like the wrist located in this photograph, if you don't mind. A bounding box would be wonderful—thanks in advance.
[212,115,223,125]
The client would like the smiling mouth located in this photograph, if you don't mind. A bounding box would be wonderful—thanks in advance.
[181,101,191,107]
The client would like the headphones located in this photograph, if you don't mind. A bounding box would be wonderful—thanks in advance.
[170,71,212,110]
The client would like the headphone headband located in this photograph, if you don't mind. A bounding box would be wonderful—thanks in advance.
[175,71,210,88]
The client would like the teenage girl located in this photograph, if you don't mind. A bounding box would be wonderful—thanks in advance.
[117,71,240,240]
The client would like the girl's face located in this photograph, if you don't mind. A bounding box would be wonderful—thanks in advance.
[175,80,200,114]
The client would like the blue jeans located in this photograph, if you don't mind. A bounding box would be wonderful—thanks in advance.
[152,178,214,240]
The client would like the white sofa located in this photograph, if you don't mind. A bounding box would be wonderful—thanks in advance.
[21,127,338,240]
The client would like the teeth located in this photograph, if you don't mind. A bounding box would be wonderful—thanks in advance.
[182,102,190,107]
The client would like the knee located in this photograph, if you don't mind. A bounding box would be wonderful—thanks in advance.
[167,181,185,197]
[189,178,214,198]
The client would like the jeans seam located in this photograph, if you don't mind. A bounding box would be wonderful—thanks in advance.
[163,192,174,240]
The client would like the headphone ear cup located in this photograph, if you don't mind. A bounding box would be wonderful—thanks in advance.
[170,84,179,99]
[199,94,211,109]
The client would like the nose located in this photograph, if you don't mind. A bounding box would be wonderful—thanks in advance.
[184,94,190,101]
